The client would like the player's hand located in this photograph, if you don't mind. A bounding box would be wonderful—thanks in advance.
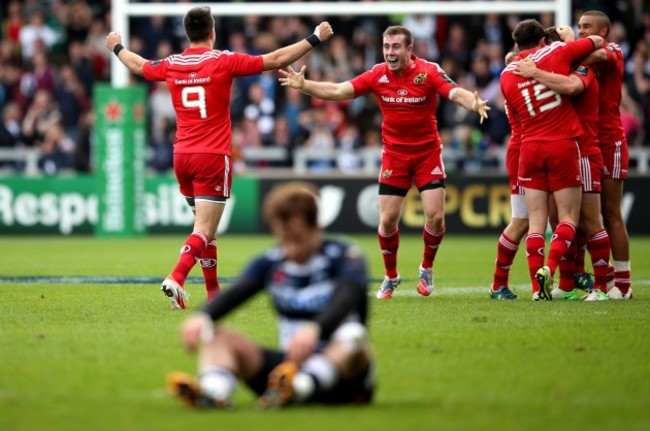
[279,65,306,90]
[179,313,214,353]
[314,22,334,43]
[472,91,490,124]
[105,31,123,52]
[514,58,538,78]
[286,323,320,364]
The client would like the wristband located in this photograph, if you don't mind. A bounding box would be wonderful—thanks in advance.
[113,44,124,56]
[305,34,320,47]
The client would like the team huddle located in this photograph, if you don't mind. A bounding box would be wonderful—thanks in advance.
[496,11,632,302]
[107,6,632,411]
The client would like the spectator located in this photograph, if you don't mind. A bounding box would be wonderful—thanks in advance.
[18,9,59,61]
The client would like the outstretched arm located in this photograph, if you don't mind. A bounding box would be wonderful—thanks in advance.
[279,65,355,101]
[262,22,333,71]
[514,58,585,96]
[449,88,490,124]
[105,31,147,76]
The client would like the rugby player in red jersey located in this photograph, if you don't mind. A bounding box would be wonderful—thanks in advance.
[578,10,632,300]
[514,25,612,301]
[106,6,333,308]
[500,19,603,299]
[279,26,490,300]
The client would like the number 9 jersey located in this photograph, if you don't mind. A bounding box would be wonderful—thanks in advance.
[143,47,263,155]
[500,38,597,144]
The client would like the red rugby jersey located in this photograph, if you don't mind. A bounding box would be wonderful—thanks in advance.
[143,47,263,154]
[350,55,457,149]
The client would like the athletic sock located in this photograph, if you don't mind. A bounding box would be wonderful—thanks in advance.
[294,354,338,402]
[525,233,545,293]
[171,231,208,286]
[547,222,576,276]
[614,260,631,294]
[493,232,519,291]
[587,229,610,292]
[573,228,588,274]
[558,239,577,292]
[200,240,220,301]
[199,367,236,402]
[378,228,399,279]
[421,224,445,269]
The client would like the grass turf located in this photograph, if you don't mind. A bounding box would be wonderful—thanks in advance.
[0,234,648,431]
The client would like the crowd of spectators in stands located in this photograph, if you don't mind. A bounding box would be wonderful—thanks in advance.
[0,0,648,176]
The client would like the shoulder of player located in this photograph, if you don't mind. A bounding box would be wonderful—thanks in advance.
[167,48,236,64]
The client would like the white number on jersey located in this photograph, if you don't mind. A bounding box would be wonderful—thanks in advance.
[521,83,561,117]
[181,86,207,119]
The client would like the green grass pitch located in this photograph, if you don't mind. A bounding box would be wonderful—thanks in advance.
[0,234,648,431]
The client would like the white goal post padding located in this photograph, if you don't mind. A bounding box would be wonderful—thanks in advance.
[111,0,571,87]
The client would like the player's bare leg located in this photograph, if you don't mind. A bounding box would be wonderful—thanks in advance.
[376,194,404,299]
[601,178,631,298]
[418,187,446,296]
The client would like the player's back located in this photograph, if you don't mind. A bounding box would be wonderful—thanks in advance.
[144,47,262,155]
[500,39,602,143]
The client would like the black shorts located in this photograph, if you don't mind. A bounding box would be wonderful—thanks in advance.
[245,348,374,405]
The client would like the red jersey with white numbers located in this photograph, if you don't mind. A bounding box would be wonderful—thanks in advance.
[500,39,596,143]
[595,42,625,144]
[349,55,457,149]
[571,64,600,156]
[143,47,263,154]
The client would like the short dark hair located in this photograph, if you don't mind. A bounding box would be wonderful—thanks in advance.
[544,27,562,43]
[263,181,319,229]
[183,6,214,42]
[582,10,611,37]
[512,19,545,50]
[383,25,413,48]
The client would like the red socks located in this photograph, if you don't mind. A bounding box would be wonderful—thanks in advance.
[200,239,220,300]
[493,233,519,290]
[378,229,399,278]
[587,229,610,292]
[525,233,545,292]
[547,223,576,276]
[170,231,208,286]
[422,225,445,269]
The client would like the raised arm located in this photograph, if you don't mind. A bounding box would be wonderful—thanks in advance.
[105,31,147,76]
[279,65,356,101]
[449,88,490,124]
[261,22,333,71]
[514,58,585,96]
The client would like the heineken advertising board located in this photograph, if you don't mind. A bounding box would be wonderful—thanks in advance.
[93,84,147,237]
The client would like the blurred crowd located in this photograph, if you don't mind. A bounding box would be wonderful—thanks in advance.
[0,0,648,176]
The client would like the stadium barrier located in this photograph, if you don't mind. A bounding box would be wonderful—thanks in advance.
[1,173,649,235]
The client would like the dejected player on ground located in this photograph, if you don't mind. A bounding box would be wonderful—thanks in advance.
[166,181,374,410]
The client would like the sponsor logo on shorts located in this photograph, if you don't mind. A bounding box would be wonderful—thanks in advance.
[214,185,222,191]
[430,166,442,175]
[414,73,427,84]
[382,169,393,178]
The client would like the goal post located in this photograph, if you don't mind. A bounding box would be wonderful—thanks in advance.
[110,0,571,87]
